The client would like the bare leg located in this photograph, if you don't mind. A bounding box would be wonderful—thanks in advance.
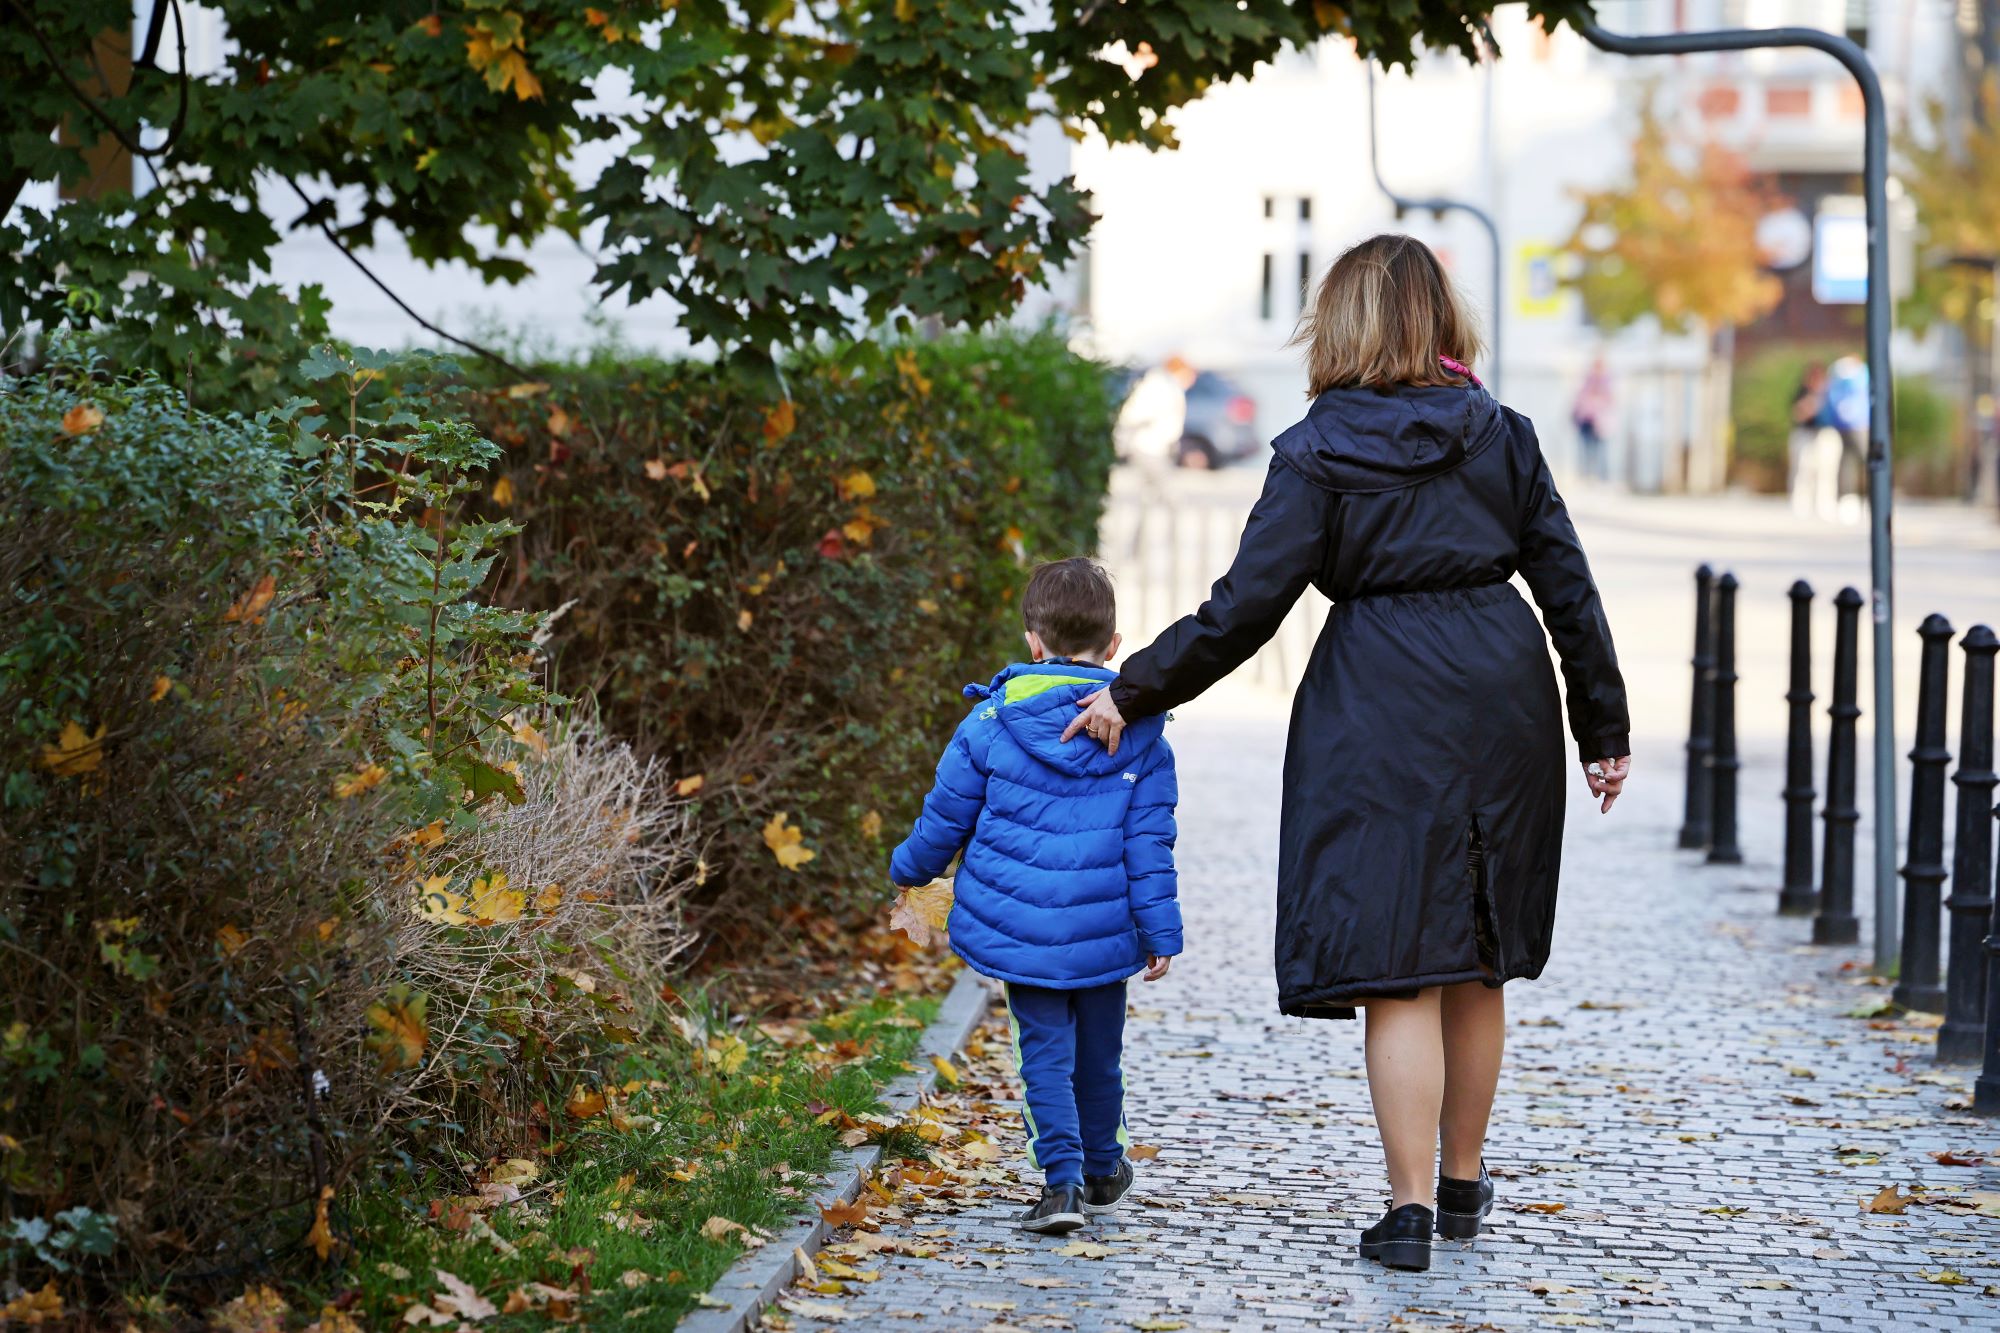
[1362,988,1444,1210]
[1439,980,1506,1179]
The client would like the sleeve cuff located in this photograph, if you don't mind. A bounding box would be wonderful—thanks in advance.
[1138,931,1183,957]
[1109,676,1147,719]
[1580,733,1630,762]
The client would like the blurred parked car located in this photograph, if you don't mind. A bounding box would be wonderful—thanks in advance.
[1108,364,1263,469]
[1178,370,1262,468]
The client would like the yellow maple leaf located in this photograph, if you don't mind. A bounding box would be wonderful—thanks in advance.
[149,674,172,703]
[507,713,548,757]
[40,720,107,777]
[0,1282,62,1325]
[761,812,816,870]
[468,871,523,923]
[889,879,954,947]
[706,1034,750,1075]
[839,469,876,501]
[415,874,470,924]
[566,1085,607,1120]
[216,923,249,956]
[60,402,104,436]
[534,882,564,912]
[491,475,516,507]
[762,399,796,442]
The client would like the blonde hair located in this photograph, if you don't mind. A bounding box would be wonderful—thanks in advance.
[1294,233,1484,397]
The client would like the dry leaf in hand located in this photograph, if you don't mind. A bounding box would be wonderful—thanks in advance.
[889,879,954,946]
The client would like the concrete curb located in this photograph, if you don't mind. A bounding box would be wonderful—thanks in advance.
[676,967,996,1333]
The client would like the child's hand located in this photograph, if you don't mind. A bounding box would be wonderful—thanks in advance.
[1141,954,1172,982]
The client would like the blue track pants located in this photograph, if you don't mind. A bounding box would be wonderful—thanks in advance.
[1004,980,1128,1188]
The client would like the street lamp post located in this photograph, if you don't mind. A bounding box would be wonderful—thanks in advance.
[1576,18,1900,972]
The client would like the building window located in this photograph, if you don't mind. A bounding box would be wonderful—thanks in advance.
[1298,251,1313,304]
[1262,195,1275,219]
[1260,253,1275,321]
[1299,197,1313,222]
[1843,0,1868,47]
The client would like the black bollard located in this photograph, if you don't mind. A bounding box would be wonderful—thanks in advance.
[1977,804,2000,1110]
[1706,572,1743,865]
[1938,626,1997,1062]
[1894,614,1955,1014]
[1814,587,1863,946]
[1780,580,1817,914]
[1681,565,1717,850]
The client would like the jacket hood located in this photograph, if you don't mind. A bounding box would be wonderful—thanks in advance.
[1272,383,1505,494]
[963,661,1164,778]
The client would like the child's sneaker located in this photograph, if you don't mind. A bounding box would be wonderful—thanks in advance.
[1017,1184,1088,1235]
[1082,1159,1135,1214]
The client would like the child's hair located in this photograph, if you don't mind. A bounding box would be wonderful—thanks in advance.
[1293,233,1484,397]
[1022,558,1116,657]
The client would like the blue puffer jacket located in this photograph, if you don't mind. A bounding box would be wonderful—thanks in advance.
[890,660,1182,989]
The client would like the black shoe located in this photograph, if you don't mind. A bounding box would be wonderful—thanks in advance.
[1082,1159,1135,1214]
[1436,1164,1494,1240]
[1018,1183,1088,1235]
[1359,1202,1433,1271]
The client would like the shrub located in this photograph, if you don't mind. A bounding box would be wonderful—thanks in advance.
[0,342,580,1288]
[469,327,1117,946]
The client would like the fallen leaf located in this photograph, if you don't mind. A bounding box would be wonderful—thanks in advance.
[1130,1323,1186,1332]
[839,470,877,501]
[333,764,388,799]
[1522,1202,1566,1214]
[1528,1280,1579,1295]
[1021,1277,1071,1289]
[1700,1205,1749,1216]
[0,1282,62,1325]
[1741,1278,1792,1290]
[1919,1269,1969,1285]
[1930,1150,1983,1167]
[821,1198,872,1228]
[306,1185,336,1262]
[1128,1143,1161,1161]
[702,1215,748,1242]
[566,1086,607,1120]
[644,458,669,480]
[150,674,173,702]
[676,774,705,797]
[763,400,797,441]
[467,871,524,923]
[365,989,428,1071]
[1056,1240,1113,1258]
[1864,1184,1911,1215]
[490,1157,538,1187]
[618,1269,653,1289]
[931,1054,961,1086]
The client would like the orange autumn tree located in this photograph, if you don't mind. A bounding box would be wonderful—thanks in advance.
[1899,79,2000,331]
[1563,91,1783,336]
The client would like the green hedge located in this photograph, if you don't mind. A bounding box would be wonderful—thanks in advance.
[470,328,1117,943]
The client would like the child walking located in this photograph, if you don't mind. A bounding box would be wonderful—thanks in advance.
[890,558,1181,1235]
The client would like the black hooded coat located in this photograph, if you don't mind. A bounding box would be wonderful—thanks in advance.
[1109,383,1630,1018]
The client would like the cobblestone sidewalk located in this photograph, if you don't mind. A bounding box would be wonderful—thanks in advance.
[776,715,2000,1332]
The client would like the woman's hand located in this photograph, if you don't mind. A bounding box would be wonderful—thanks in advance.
[1585,755,1631,813]
[1061,687,1129,756]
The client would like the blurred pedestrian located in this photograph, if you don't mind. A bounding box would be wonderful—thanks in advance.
[1570,355,1613,481]
[1788,361,1840,520]
[1823,355,1870,524]
[1114,355,1195,490]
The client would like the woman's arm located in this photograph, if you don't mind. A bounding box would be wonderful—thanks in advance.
[1110,456,1331,720]
[1512,417,1631,764]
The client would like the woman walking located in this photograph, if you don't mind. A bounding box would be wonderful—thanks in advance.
[1064,234,1631,1272]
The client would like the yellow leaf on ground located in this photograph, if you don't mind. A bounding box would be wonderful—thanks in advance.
[468,872,524,923]
[931,1054,961,1087]
[150,674,173,703]
[223,574,277,623]
[491,1157,539,1187]
[707,1034,751,1075]
[702,1215,748,1241]
[676,774,705,797]
[1127,1143,1161,1161]
[41,720,107,776]
[762,812,816,870]
[490,476,515,507]
[333,764,388,799]
[209,1285,288,1333]
[534,882,564,912]
[839,469,877,501]
[566,1086,607,1120]
[1056,1240,1113,1258]
[216,923,249,956]
[889,880,954,946]
[1864,1184,1910,1214]
[644,457,669,480]
[508,714,548,757]
[61,402,105,435]
[416,875,469,925]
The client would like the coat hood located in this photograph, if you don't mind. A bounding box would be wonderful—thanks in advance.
[1272,383,1505,494]
[963,661,1163,778]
